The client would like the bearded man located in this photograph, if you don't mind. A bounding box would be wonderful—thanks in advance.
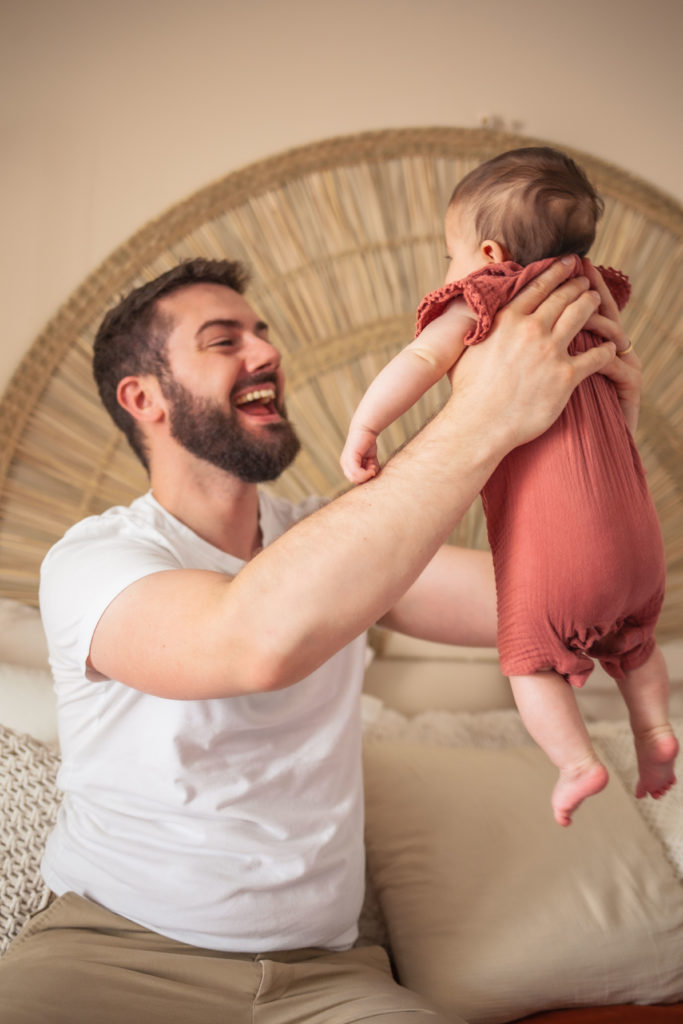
[0,257,637,1023]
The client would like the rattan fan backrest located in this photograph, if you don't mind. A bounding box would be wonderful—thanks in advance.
[0,127,681,636]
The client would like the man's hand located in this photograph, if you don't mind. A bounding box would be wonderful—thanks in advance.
[582,257,641,434]
[447,257,613,453]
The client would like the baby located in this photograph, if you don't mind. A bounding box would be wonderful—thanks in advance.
[341,146,678,825]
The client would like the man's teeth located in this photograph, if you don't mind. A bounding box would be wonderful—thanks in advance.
[234,387,276,407]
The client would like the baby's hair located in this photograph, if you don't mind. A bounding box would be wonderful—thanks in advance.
[449,147,604,266]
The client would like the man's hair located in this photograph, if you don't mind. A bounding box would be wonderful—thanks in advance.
[92,258,250,469]
[449,146,604,266]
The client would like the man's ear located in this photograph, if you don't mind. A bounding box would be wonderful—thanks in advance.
[116,376,166,424]
[481,239,512,264]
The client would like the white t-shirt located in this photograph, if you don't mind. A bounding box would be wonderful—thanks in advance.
[39,490,368,952]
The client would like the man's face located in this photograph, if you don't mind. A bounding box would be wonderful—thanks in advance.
[156,283,300,482]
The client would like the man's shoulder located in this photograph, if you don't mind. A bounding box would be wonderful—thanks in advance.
[38,493,172,655]
[46,492,160,550]
[39,492,181,593]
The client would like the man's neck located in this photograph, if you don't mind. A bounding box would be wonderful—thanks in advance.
[150,458,262,561]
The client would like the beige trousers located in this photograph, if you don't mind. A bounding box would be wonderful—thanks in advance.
[0,893,463,1024]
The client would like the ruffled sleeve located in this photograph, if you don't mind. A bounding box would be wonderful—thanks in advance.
[415,257,630,345]
[596,266,631,310]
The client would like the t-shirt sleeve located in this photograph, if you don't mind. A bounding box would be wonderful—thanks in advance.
[39,512,182,682]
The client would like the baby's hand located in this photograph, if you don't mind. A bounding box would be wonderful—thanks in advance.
[341,426,380,484]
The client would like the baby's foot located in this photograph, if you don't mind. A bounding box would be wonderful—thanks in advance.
[634,725,679,799]
[552,756,609,827]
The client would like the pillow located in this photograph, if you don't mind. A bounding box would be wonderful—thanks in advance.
[362,713,683,1024]
[0,724,60,956]
[375,631,500,662]
[0,599,49,670]
[0,663,58,746]
[367,629,683,721]
[363,657,514,716]
[364,634,512,716]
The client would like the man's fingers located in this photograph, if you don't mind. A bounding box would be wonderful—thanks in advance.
[584,310,633,355]
[511,258,602,339]
[599,342,642,435]
[582,258,619,317]
[584,311,617,339]
[551,286,601,342]
[570,341,617,385]
[509,257,577,316]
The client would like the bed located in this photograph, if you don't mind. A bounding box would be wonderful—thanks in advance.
[1,127,682,1022]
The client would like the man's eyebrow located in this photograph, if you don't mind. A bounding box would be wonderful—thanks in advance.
[196,318,269,336]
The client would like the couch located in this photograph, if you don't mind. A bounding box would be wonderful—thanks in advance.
[2,597,683,1023]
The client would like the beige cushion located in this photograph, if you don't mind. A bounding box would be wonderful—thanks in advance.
[363,740,683,1024]
[0,663,58,746]
[367,629,683,721]
[363,636,512,716]
[0,599,49,670]
[363,657,514,716]
[376,632,500,662]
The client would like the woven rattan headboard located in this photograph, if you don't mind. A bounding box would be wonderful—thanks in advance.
[1,127,681,635]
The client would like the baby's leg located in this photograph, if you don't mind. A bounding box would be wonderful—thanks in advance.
[510,671,608,827]
[616,644,678,799]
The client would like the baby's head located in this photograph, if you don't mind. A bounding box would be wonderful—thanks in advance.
[444,146,604,283]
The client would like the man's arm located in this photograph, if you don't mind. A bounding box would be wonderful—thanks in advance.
[89,259,612,700]
[379,544,497,647]
[582,257,641,434]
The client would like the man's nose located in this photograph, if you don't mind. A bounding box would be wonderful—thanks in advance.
[244,333,280,372]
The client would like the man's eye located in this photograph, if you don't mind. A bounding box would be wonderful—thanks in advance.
[211,338,235,348]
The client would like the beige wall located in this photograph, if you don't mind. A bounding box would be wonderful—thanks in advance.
[1,0,681,393]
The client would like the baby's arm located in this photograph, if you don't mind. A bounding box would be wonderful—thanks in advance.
[341,299,473,483]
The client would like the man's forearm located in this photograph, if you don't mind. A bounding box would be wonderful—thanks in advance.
[227,394,505,690]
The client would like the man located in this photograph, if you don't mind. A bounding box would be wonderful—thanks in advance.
[0,257,637,1023]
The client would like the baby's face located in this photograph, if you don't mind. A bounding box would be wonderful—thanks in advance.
[443,204,489,284]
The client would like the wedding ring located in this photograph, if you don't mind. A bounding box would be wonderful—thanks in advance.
[617,341,634,357]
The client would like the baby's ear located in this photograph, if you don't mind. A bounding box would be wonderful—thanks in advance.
[481,239,511,264]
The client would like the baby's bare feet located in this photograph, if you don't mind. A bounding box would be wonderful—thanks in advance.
[552,756,609,827]
[634,725,679,799]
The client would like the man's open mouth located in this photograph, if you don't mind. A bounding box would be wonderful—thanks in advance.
[233,386,279,418]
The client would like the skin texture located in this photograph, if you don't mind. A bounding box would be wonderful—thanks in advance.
[88,260,638,700]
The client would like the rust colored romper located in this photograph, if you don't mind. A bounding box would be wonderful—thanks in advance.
[416,257,666,687]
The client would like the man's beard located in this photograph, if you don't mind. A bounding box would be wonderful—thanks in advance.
[162,374,301,483]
